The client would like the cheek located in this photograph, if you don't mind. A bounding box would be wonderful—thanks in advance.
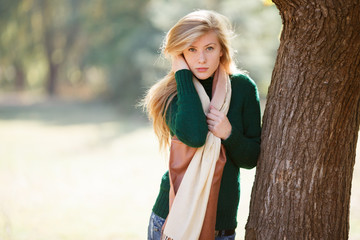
[210,53,221,66]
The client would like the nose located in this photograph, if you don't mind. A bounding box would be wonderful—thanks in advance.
[198,51,206,64]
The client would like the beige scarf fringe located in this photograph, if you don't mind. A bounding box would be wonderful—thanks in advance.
[162,66,232,240]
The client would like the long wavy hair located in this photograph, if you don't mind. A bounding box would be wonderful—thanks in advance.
[142,10,238,151]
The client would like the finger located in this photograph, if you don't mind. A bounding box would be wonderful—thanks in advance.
[208,125,215,132]
[171,54,189,72]
[208,112,225,123]
[206,113,219,121]
[207,119,217,126]
[209,106,223,117]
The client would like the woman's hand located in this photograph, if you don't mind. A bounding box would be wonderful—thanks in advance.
[206,105,232,140]
[171,54,189,72]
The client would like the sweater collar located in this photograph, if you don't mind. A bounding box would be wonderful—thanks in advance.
[198,75,214,86]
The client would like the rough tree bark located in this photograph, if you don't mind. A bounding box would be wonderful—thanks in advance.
[245,1,360,239]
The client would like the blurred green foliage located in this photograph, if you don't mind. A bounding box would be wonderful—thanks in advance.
[0,0,281,109]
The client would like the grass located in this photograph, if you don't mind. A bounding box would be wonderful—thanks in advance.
[0,98,359,240]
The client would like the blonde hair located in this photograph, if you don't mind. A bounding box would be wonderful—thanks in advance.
[142,10,238,151]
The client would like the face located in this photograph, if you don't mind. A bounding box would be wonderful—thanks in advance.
[183,31,223,80]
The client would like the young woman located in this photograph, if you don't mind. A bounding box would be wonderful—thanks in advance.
[143,10,261,240]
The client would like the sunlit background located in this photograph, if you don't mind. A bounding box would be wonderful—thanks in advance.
[0,0,359,239]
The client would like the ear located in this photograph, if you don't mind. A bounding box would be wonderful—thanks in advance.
[220,49,223,57]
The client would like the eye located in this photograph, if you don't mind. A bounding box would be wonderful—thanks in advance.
[206,46,214,51]
[188,47,196,52]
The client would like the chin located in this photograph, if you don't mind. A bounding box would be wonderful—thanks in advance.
[194,72,212,80]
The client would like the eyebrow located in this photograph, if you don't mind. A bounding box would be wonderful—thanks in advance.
[189,43,217,48]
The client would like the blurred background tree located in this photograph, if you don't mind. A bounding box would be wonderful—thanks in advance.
[0,0,281,110]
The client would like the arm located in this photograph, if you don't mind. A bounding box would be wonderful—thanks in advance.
[165,69,209,148]
[222,77,262,169]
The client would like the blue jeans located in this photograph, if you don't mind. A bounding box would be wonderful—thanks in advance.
[147,212,236,240]
[147,212,166,240]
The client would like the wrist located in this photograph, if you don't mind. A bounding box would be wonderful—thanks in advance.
[173,65,189,72]
[221,126,232,140]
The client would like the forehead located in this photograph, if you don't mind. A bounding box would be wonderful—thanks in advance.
[191,31,220,46]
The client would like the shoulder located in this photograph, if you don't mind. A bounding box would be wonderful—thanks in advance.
[229,72,258,93]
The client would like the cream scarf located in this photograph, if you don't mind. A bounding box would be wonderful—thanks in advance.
[163,66,232,240]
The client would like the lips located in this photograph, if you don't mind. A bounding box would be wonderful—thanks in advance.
[196,68,208,72]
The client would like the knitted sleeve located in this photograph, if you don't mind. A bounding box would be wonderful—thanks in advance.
[222,74,261,169]
[165,69,208,148]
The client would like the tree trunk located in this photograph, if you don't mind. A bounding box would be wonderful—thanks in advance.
[41,0,58,96]
[14,61,26,91]
[245,1,360,239]
[40,0,80,96]
[46,60,59,96]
